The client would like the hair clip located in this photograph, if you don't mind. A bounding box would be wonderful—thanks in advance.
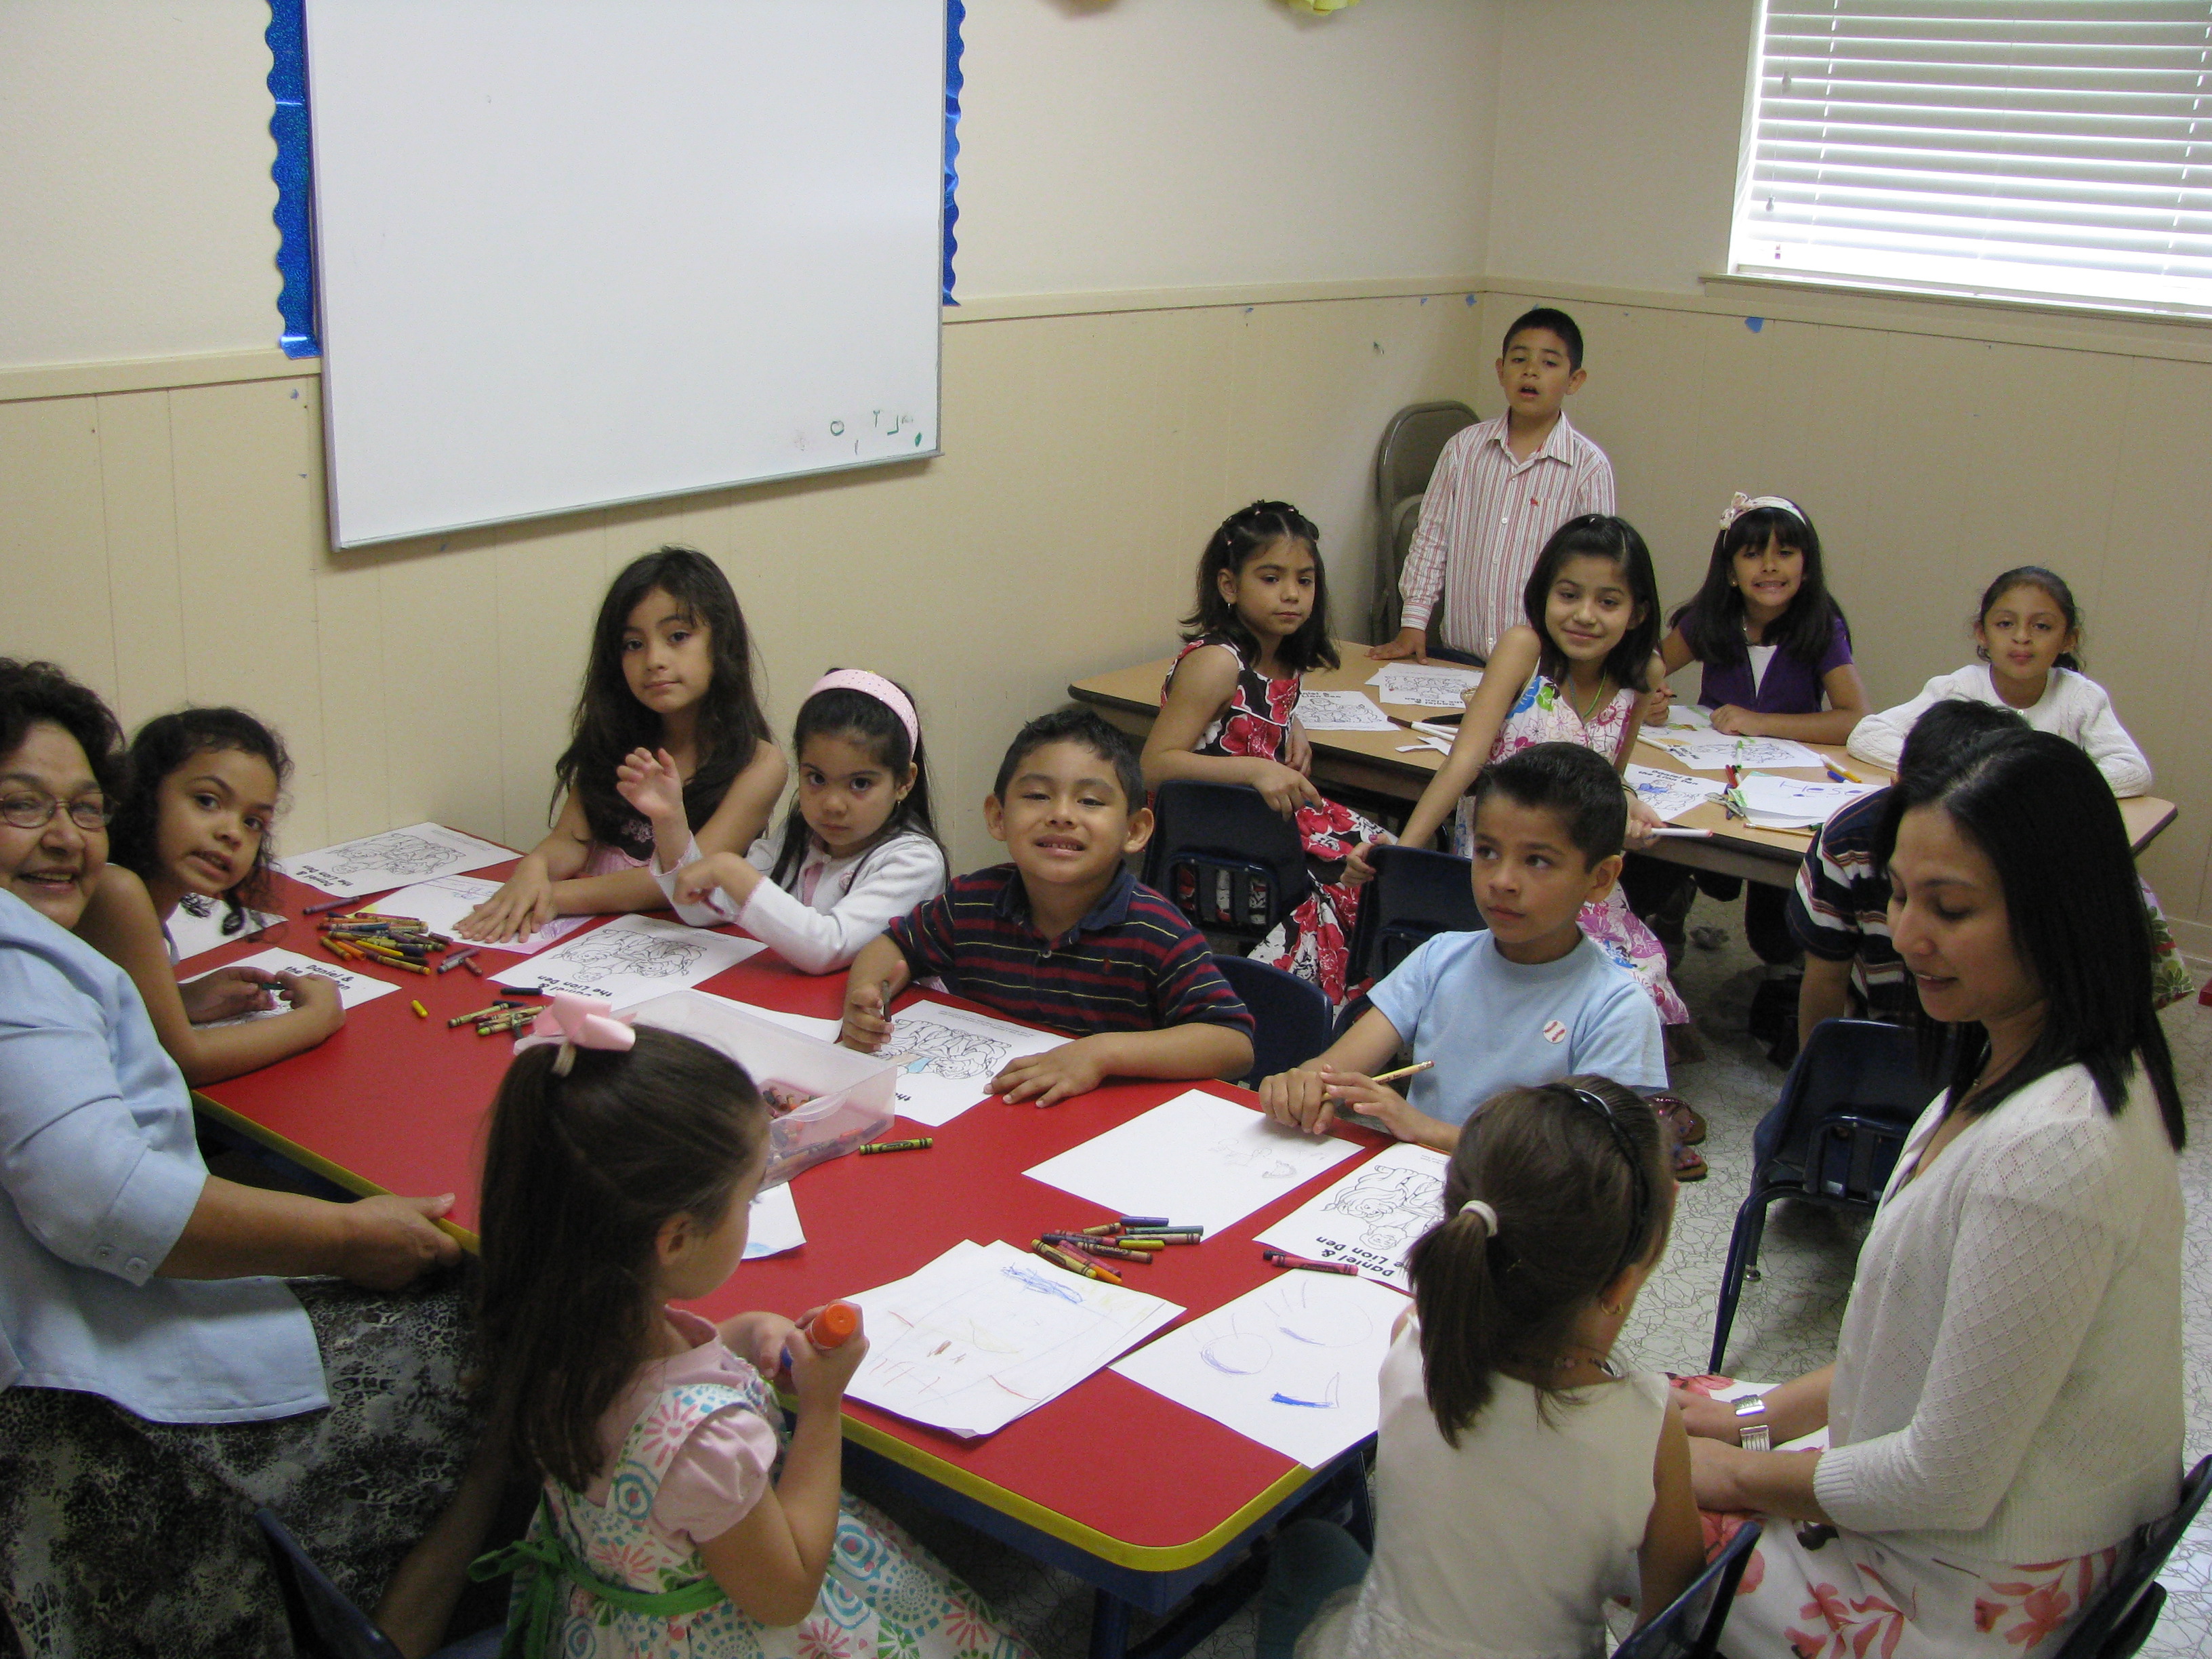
[514,993,636,1076]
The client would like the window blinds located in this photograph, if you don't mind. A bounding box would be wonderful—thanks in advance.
[1731,3,2212,314]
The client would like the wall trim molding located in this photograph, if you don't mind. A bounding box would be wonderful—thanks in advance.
[943,275,1486,323]
[0,348,316,405]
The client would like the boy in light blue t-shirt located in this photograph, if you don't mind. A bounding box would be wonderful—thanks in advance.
[1258,742,1668,1153]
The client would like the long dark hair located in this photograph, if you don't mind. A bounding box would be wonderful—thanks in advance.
[1875,730,2183,1148]
[476,1029,770,1491]
[1404,1076,1670,1446]
[1179,501,1339,676]
[1520,514,1661,694]
[767,675,943,890]
[554,548,772,856]
[1670,497,1851,670]
[1975,565,2083,672]
[109,708,291,930]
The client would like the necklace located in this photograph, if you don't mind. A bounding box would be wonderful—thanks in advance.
[1572,677,1610,723]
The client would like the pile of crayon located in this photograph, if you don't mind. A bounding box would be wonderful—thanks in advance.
[1029,1217,1202,1286]
[310,907,483,977]
[446,999,541,1038]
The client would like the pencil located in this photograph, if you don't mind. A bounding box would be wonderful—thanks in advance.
[1370,1059,1435,1086]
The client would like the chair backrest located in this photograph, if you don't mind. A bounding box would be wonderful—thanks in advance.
[1612,1517,1763,1659]
[1347,844,1481,990]
[1143,780,1313,943]
[2051,1456,2212,1659]
[256,1507,405,1659]
[1374,400,1479,516]
[1370,494,1431,639]
[1760,1019,1927,1206]
[1212,954,1333,1086]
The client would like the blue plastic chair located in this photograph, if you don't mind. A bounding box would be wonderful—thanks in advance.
[2050,1456,2212,1659]
[1213,954,1333,1086]
[1709,1019,1927,1371]
[1610,1518,1762,1659]
[1345,844,1480,990]
[1143,780,1313,945]
[255,1507,504,1659]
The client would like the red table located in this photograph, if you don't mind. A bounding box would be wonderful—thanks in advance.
[193,860,1391,1658]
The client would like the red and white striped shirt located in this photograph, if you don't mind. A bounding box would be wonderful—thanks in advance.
[1397,412,1615,658]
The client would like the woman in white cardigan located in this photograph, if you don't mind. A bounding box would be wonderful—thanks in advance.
[1681,729,2186,1659]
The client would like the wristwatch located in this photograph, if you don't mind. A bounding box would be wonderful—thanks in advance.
[1735,1393,1771,1452]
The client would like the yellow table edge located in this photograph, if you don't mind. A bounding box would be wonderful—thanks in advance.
[193,1091,1325,1574]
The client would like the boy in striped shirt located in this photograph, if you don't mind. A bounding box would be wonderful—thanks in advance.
[842,709,1254,1107]
[1374,306,1614,663]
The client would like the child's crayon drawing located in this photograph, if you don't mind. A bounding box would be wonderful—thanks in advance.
[1255,1142,1451,1290]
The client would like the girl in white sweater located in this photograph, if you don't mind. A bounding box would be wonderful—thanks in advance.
[1682,730,2186,1659]
[623,670,947,972]
[1257,1077,1704,1659]
[1847,567,2150,795]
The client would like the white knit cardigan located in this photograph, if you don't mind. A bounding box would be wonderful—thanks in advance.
[1814,1061,2184,1563]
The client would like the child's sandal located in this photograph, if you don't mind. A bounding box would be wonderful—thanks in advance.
[1671,1140,1709,1182]
[1648,1091,1706,1147]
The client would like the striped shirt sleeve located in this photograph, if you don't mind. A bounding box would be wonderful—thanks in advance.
[887,888,960,982]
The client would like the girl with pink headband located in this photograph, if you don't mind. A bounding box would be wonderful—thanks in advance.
[627,669,946,972]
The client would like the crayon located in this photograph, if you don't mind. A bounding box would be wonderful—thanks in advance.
[410,1000,429,1019]
[449,1005,509,1027]
[1118,1216,1170,1229]
[462,957,484,976]
[1263,1250,1358,1276]
[436,947,479,974]
[500,985,544,996]
[1111,1237,1166,1250]
[1031,1240,1120,1286]
[1080,1223,1124,1236]
[1070,1239,1150,1264]
[377,957,433,977]
[1120,1225,1202,1238]
[303,897,354,915]
[857,1137,934,1154]
[1370,1059,1435,1086]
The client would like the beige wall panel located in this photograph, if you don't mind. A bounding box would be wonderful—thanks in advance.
[491,516,610,853]
[371,529,506,838]
[91,391,190,729]
[1,398,114,697]
[167,377,335,850]
[307,543,389,851]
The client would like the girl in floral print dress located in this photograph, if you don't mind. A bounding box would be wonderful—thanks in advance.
[1144,501,1384,1006]
[470,1009,1031,1659]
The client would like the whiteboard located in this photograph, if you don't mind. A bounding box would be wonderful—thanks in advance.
[304,0,945,548]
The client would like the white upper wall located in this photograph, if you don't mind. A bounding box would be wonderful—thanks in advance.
[1486,0,1753,294]
[0,0,1502,370]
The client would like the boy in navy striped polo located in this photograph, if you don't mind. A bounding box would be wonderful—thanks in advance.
[842,709,1254,1107]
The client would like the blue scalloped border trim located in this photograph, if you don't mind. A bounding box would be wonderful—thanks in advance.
[943,0,964,306]
[266,0,319,358]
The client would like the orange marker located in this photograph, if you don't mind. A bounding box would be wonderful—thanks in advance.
[805,1301,862,1349]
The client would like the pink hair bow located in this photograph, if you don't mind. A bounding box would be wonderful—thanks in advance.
[516,993,636,1076]
[1719,492,1804,530]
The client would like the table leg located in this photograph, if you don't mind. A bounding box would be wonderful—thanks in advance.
[1090,1589,1132,1659]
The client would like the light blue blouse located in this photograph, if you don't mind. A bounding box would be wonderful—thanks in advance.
[0,889,325,1423]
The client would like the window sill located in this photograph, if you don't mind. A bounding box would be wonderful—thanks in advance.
[1704,270,2212,335]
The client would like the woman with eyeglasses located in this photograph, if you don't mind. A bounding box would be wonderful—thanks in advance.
[1677,729,2186,1659]
[0,660,495,1659]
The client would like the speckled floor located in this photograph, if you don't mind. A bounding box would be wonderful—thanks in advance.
[857,895,2212,1659]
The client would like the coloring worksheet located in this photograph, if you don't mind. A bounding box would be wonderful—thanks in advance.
[1290,691,1397,733]
[874,1000,1065,1127]
[165,894,280,963]
[1623,763,1727,824]
[1255,1142,1450,1290]
[1736,773,1880,830]
[844,1240,1183,1438]
[492,915,765,1008]
[364,874,589,954]
[743,1180,804,1260]
[1364,663,1485,708]
[279,822,514,898]
[185,947,400,1023]
[1113,1270,1408,1467]
[1023,1090,1361,1235]
[1637,729,1828,773]
[1662,701,1712,729]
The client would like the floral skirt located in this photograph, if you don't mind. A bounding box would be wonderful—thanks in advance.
[0,1271,480,1659]
[1255,806,1385,1010]
[1703,1511,2124,1659]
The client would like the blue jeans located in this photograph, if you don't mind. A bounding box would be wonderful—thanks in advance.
[1256,1519,1372,1659]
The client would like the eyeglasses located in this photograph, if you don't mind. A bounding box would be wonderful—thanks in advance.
[0,792,115,832]
[1563,1085,1654,1275]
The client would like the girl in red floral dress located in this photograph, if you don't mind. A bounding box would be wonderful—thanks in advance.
[1141,501,1383,1006]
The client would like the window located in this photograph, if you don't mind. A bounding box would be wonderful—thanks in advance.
[1731,3,2212,316]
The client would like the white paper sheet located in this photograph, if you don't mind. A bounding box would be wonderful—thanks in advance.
[1662,701,1712,729]
[1291,691,1397,733]
[185,947,401,1023]
[869,1000,1065,1127]
[362,874,589,954]
[1735,774,1879,830]
[1637,729,1828,773]
[1395,734,1454,757]
[1364,663,1485,708]
[1254,1143,1448,1290]
[844,1240,1183,1437]
[743,1180,804,1259]
[491,915,765,1008]
[279,822,514,898]
[165,896,281,963]
[1623,763,1727,824]
[1112,1270,1408,1467]
[1023,1090,1363,1235]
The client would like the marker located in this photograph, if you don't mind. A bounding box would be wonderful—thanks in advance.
[1370,1059,1435,1086]
[1724,764,1740,790]
[1650,826,1715,839]
[1824,762,1864,784]
[411,1000,428,1019]
[302,897,354,916]
[804,1301,861,1349]
[857,1136,933,1154]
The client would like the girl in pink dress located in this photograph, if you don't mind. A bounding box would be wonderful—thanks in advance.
[1392,515,1690,1033]
[1143,501,1383,1006]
